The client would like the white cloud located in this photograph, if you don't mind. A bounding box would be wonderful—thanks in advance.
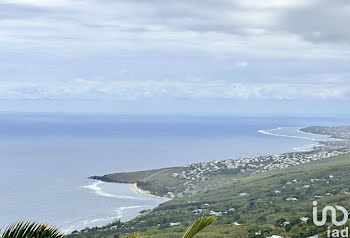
[0,77,348,101]
[0,0,70,7]
[0,0,350,58]
[234,61,248,69]
[236,0,315,9]
[0,0,350,108]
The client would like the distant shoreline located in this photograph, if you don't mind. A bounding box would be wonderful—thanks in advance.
[92,126,338,201]
[83,125,349,234]
[130,183,171,201]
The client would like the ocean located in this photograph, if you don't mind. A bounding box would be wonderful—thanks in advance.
[0,113,349,233]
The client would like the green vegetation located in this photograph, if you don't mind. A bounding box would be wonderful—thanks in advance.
[90,167,184,198]
[1,221,65,238]
[90,167,182,184]
[125,216,216,238]
[70,152,350,238]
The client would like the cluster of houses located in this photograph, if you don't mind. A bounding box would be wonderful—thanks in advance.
[302,126,350,140]
[172,149,350,184]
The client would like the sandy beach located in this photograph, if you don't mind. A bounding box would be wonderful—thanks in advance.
[130,183,171,201]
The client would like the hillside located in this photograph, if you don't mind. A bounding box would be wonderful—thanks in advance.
[70,151,350,238]
[90,148,348,200]
[69,126,350,237]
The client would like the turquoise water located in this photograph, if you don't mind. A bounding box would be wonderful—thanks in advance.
[0,113,348,232]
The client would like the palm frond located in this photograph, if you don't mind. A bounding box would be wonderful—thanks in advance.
[1,221,65,238]
[182,216,216,238]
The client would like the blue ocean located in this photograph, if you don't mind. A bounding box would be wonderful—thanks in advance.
[1,113,349,233]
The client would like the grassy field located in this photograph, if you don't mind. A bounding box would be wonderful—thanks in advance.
[90,167,185,198]
[70,152,350,238]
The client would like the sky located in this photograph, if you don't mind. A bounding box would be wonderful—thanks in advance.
[1,0,350,115]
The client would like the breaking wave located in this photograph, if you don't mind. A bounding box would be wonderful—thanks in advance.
[83,181,141,200]
[257,127,319,141]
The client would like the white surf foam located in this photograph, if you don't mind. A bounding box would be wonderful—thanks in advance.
[258,127,318,141]
[61,216,117,234]
[82,217,115,225]
[258,126,336,152]
[293,143,320,152]
[83,181,141,200]
[115,205,144,219]
[62,205,147,233]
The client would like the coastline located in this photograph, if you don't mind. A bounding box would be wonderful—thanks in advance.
[84,126,339,232]
[298,128,343,141]
[79,125,347,234]
[297,128,329,137]
[258,127,319,141]
[130,183,171,201]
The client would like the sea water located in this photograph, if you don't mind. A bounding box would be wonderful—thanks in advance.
[0,113,349,233]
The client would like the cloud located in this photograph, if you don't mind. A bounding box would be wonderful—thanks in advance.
[235,61,248,69]
[0,2,47,20]
[0,0,70,7]
[0,0,350,109]
[0,77,348,101]
[280,0,350,44]
[86,0,350,46]
[1,0,350,53]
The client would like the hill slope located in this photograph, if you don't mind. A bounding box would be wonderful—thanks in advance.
[71,152,350,237]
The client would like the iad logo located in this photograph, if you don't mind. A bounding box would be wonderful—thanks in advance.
[313,201,349,237]
[313,201,348,226]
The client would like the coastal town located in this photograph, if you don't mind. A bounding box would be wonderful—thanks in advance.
[171,148,350,197]
[167,126,350,197]
[301,126,350,140]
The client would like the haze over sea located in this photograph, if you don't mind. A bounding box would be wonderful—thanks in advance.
[1,113,349,233]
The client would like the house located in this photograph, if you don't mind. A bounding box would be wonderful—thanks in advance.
[169,222,181,227]
[282,221,290,227]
